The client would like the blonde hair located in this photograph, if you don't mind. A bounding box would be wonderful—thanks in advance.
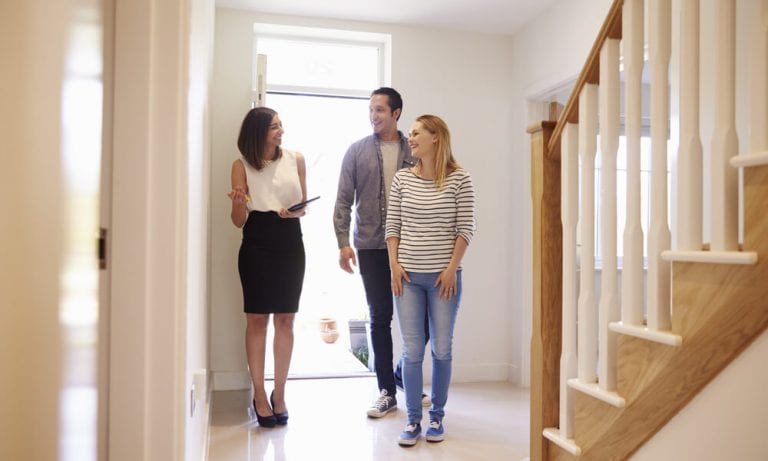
[415,114,460,189]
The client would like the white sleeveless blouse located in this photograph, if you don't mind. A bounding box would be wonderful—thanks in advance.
[241,149,303,212]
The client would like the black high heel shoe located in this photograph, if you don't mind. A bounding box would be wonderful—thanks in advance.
[252,398,277,428]
[270,391,289,425]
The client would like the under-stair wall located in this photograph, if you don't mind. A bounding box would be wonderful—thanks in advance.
[632,330,768,459]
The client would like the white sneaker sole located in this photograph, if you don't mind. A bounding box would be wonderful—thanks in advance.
[398,436,419,446]
[367,406,397,418]
[426,434,444,442]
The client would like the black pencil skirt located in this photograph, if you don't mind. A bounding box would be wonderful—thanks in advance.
[238,211,305,314]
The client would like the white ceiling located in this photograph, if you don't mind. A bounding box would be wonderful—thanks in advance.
[216,0,557,36]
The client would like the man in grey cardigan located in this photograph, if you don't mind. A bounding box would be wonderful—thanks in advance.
[333,87,429,418]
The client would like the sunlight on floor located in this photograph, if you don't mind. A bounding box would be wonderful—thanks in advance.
[208,378,530,461]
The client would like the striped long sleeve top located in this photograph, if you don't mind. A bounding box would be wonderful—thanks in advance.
[385,168,476,273]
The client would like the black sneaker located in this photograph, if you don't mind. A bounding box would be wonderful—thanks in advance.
[367,389,397,418]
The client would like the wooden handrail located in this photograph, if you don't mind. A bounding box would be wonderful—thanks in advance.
[546,0,624,155]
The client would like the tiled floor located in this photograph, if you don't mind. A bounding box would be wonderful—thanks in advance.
[207,377,531,461]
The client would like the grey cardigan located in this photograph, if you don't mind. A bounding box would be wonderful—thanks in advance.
[333,132,413,250]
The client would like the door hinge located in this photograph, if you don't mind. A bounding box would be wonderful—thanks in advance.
[98,227,108,270]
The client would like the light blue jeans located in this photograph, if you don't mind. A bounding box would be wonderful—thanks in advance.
[395,271,462,424]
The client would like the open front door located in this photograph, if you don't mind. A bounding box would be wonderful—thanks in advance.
[253,53,267,107]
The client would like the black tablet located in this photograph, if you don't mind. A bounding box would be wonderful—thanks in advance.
[288,195,320,212]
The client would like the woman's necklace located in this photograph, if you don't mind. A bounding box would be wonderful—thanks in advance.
[263,147,279,166]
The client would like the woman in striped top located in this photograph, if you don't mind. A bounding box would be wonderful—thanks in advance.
[386,114,476,446]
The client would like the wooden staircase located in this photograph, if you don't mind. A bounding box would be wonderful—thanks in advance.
[528,0,768,459]
[557,164,768,460]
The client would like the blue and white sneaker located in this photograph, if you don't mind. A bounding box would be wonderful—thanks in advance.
[398,423,422,446]
[425,419,444,442]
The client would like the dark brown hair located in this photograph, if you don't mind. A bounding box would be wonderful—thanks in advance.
[237,107,282,170]
[371,87,403,121]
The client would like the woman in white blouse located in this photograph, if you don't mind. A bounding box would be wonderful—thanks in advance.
[227,107,308,428]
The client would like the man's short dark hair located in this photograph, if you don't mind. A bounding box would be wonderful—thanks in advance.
[371,87,403,120]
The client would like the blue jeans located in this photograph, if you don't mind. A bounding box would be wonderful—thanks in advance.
[396,271,461,424]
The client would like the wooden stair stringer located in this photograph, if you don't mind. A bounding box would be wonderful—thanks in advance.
[558,273,768,460]
[544,164,768,461]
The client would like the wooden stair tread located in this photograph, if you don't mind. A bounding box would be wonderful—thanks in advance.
[730,151,768,168]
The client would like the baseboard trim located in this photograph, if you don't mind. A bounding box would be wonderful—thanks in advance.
[213,371,251,391]
[213,362,517,391]
[451,362,512,383]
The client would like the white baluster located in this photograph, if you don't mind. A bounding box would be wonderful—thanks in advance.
[621,0,645,326]
[677,0,703,251]
[577,84,598,383]
[598,39,620,391]
[647,0,672,331]
[710,0,739,251]
[750,0,768,152]
[560,123,579,437]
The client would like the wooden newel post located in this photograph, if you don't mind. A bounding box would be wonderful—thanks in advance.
[528,121,562,461]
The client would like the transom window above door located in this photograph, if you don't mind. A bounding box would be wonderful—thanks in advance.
[253,23,390,97]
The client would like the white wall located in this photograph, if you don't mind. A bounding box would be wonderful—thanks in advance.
[110,0,214,459]
[211,8,520,388]
[184,0,215,459]
[632,331,768,460]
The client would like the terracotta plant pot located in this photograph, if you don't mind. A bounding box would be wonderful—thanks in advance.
[318,317,339,344]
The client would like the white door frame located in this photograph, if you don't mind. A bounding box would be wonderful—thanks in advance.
[109,0,189,459]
